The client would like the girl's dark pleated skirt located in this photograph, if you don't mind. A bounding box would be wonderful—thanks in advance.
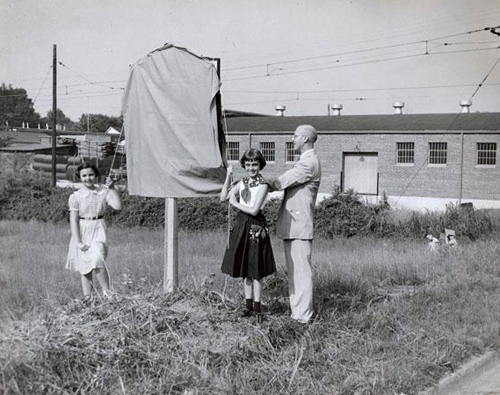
[221,211,276,280]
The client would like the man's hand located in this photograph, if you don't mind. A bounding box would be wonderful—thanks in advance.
[264,177,277,191]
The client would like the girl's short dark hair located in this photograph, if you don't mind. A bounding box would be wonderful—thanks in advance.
[239,148,266,170]
[76,162,100,179]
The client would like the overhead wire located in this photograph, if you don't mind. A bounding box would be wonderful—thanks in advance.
[223,90,498,108]
[3,79,499,102]
[222,8,500,68]
[392,52,500,207]
[223,46,500,82]
[58,61,125,91]
[13,64,52,123]
[5,23,500,121]
[223,26,499,73]
[223,82,500,95]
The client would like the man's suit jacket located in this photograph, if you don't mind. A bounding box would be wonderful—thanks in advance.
[271,149,321,240]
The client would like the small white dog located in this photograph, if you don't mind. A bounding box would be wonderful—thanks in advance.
[426,234,440,253]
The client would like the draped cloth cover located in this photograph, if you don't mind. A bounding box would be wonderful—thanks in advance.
[122,44,226,198]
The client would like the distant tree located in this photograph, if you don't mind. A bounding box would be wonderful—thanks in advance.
[0,83,42,128]
[41,108,75,130]
[78,113,123,133]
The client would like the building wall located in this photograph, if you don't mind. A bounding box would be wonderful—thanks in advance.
[227,131,500,202]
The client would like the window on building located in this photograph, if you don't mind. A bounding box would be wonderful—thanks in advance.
[429,142,447,165]
[226,141,240,162]
[477,142,497,166]
[396,142,415,164]
[260,142,275,162]
[285,142,300,163]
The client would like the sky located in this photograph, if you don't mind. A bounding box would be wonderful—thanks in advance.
[1,0,500,122]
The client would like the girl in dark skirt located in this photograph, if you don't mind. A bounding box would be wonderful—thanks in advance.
[221,148,276,317]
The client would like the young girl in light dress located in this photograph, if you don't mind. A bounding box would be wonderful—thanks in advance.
[221,148,276,317]
[66,162,122,302]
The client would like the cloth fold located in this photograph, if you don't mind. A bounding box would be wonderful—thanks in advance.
[122,44,226,198]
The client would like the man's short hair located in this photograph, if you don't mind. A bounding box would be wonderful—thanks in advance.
[296,124,317,143]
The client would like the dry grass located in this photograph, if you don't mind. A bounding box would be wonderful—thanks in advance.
[1,220,500,394]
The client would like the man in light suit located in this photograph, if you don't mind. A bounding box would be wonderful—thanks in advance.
[267,124,321,323]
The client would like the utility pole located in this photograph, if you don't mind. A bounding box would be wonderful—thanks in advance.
[51,44,57,187]
[87,96,90,132]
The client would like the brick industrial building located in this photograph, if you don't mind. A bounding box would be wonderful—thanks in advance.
[225,108,500,210]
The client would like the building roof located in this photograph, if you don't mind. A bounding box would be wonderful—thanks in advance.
[0,143,75,153]
[105,126,121,134]
[226,112,500,133]
[223,109,268,118]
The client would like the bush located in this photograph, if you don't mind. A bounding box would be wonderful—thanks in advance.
[398,203,495,241]
[0,170,235,231]
[0,170,71,223]
[0,170,497,240]
[314,188,391,238]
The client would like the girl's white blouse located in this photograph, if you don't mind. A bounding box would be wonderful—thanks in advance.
[239,183,268,210]
[68,185,119,217]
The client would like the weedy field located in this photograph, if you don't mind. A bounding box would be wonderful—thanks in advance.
[1,220,500,394]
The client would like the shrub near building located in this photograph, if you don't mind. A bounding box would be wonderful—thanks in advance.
[0,171,497,240]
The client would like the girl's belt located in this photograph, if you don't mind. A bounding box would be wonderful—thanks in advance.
[79,216,103,220]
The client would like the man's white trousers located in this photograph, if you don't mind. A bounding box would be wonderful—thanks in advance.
[283,239,313,323]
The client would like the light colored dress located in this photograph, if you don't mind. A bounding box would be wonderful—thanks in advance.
[66,185,117,275]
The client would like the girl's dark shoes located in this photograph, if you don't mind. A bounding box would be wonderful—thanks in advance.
[241,298,254,317]
[241,308,253,317]
[253,301,263,323]
[240,300,264,321]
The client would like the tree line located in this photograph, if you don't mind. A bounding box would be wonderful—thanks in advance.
[0,83,123,133]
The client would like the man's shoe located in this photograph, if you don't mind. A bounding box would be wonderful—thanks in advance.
[240,308,253,318]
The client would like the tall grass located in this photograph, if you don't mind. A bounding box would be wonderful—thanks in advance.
[1,220,500,394]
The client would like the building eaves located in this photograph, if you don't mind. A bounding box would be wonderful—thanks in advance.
[226,113,500,133]
[0,143,74,153]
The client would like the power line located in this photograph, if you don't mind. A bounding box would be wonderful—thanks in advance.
[223,46,500,82]
[223,26,499,72]
[3,80,499,102]
[223,82,500,94]
[223,9,500,69]
[392,52,500,207]
[58,61,125,92]
[223,90,497,107]
[11,25,490,90]
[35,91,124,102]
[17,64,52,122]
[11,79,128,92]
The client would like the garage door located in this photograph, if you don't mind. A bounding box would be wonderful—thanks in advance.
[343,153,378,195]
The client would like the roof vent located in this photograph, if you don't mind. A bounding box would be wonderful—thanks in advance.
[331,103,343,116]
[275,105,286,117]
[460,100,472,113]
[393,102,404,115]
